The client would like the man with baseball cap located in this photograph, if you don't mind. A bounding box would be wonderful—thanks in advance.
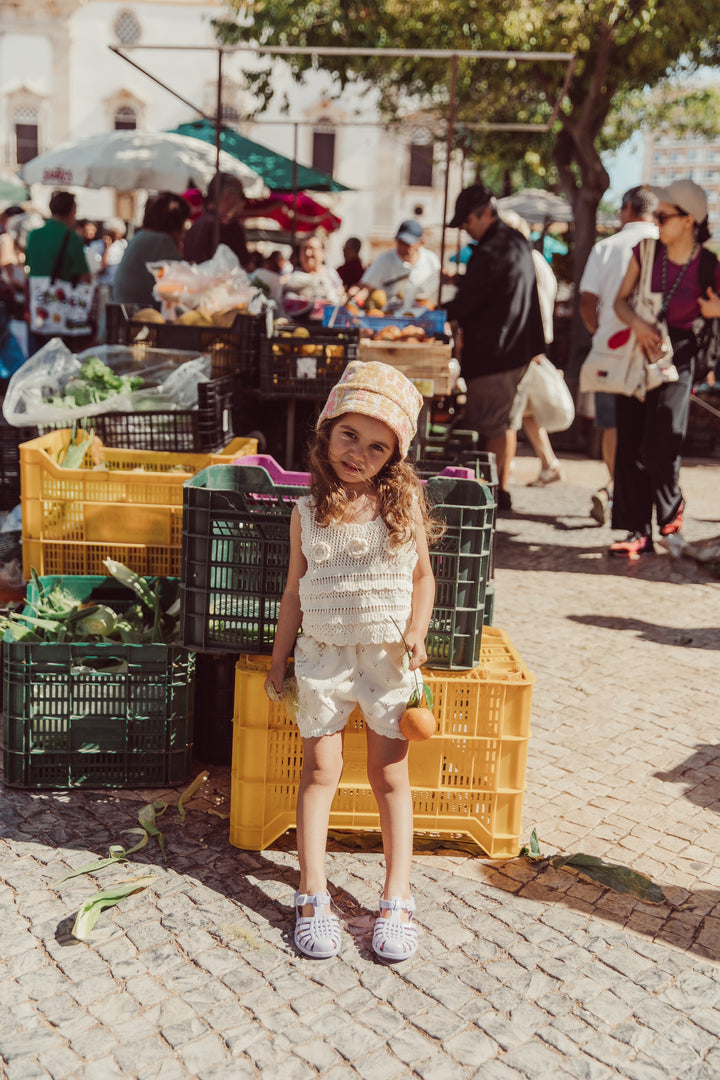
[445,183,545,509]
[354,218,440,312]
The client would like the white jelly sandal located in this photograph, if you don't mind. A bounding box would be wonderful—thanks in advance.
[372,896,418,961]
[294,891,342,958]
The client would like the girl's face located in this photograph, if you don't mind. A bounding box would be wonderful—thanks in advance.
[327,413,397,489]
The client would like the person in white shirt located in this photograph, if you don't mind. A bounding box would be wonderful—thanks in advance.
[579,186,658,524]
[353,219,440,313]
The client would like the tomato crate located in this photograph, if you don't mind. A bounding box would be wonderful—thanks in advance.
[229,627,533,858]
[180,467,493,665]
[259,325,359,397]
[2,574,194,789]
[20,430,257,579]
[105,302,271,384]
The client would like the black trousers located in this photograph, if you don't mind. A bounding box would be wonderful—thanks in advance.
[612,331,695,537]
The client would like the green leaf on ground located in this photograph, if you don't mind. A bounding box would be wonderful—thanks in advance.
[549,853,669,904]
[178,771,209,822]
[519,828,544,860]
[54,829,149,884]
[71,875,156,941]
[138,801,168,861]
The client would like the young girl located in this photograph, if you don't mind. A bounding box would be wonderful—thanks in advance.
[265,361,436,962]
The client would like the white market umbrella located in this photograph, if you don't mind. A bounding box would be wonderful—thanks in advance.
[19,130,267,197]
[496,188,573,227]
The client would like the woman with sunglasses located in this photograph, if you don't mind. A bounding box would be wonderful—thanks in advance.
[609,180,720,558]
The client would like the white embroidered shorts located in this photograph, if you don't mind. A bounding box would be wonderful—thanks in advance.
[293,635,414,741]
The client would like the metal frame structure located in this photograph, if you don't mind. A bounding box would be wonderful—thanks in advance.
[110,42,576,272]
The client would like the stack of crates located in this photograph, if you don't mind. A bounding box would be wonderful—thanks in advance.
[2,573,194,789]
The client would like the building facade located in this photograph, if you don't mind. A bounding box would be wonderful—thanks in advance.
[642,107,720,244]
[0,0,465,264]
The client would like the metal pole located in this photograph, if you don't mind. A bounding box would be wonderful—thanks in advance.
[291,122,299,252]
[214,49,223,252]
[438,54,458,309]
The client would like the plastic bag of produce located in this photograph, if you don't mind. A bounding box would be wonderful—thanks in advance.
[2,339,211,426]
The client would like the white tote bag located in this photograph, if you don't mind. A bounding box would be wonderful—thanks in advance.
[579,239,663,398]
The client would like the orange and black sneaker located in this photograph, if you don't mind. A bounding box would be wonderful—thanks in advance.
[660,500,685,537]
[608,533,655,559]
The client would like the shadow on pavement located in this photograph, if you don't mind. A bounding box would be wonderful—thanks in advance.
[654,743,720,814]
[470,859,720,964]
[567,613,720,649]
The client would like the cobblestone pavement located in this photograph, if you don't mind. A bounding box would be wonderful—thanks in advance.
[2,452,719,1080]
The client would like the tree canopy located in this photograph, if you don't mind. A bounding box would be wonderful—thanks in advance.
[215,0,720,284]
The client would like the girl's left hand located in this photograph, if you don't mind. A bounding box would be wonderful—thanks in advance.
[403,631,427,671]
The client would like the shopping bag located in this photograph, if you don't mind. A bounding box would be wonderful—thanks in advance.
[27,225,96,337]
[28,276,96,336]
[525,356,575,433]
[579,239,665,399]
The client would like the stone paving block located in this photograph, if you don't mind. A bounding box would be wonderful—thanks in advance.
[222,1021,267,1056]
[411,1002,468,1042]
[76,1054,126,1079]
[353,1046,409,1080]
[259,1058,317,1080]
[136,1060,187,1080]
[325,1022,386,1059]
[161,1014,211,1049]
[387,1027,440,1067]
[177,1032,229,1074]
[245,1033,295,1071]
[501,1039,569,1078]
[561,1052,615,1080]
[614,1056,678,1080]
[112,1035,170,1074]
[295,1038,344,1070]
[467,1059,524,1080]
[5,1057,52,1080]
[442,1027,497,1067]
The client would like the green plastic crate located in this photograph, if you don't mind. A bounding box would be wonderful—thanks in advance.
[181,467,494,669]
[2,575,194,789]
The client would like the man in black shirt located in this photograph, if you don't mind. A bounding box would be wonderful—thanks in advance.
[446,183,545,509]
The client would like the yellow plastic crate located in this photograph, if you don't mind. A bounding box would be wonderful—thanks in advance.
[230,627,533,859]
[20,431,257,579]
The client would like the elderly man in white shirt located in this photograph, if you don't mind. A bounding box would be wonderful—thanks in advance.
[579,185,658,524]
[353,219,440,314]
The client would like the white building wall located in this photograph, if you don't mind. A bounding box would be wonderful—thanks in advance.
[0,0,464,266]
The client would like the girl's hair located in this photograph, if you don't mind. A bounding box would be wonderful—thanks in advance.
[308,417,444,546]
[694,216,711,244]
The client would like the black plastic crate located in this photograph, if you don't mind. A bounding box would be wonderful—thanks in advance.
[105,303,270,384]
[416,451,498,580]
[181,466,494,668]
[87,374,237,453]
[2,574,194,789]
[181,464,304,653]
[0,423,37,509]
[259,325,359,398]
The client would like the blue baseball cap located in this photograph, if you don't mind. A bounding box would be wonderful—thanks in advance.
[395,219,423,244]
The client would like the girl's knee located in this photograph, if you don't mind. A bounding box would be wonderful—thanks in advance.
[367,753,409,796]
[301,735,344,789]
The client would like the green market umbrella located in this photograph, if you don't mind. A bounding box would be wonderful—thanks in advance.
[0,177,30,202]
[171,119,350,194]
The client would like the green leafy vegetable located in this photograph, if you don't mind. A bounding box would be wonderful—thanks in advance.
[47,356,143,411]
[71,875,156,941]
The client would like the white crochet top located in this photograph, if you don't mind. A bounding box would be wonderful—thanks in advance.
[297,495,418,645]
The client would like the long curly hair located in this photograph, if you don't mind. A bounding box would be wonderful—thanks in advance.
[308,417,443,547]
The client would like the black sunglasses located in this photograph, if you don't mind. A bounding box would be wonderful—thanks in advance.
[654,209,688,225]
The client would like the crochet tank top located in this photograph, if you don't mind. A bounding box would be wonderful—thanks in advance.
[297,495,418,645]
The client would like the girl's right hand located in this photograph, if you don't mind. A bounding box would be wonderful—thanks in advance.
[699,286,720,319]
[264,669,285,701]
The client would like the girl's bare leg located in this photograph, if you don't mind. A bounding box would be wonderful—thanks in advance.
[296,731,344,912]
[366,727,413,911]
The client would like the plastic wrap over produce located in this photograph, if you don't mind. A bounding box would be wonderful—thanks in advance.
[148,243,260,320]
[2,340,211,427]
